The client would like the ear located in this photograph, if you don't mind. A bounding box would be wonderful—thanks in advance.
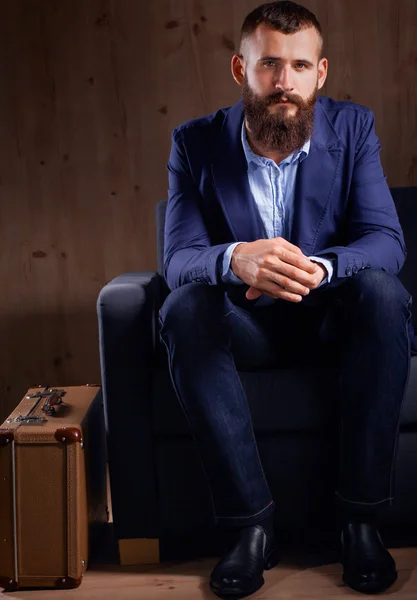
[231,54,245,86]
[317,57,328,90]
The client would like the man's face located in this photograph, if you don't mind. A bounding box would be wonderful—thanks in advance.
[233,24,328,152]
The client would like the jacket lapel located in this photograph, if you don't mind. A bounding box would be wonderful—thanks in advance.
[211,100,263,243]
[290,100,343,253]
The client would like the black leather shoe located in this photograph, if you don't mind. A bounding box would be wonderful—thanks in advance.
[209,521,278,598]
[341,522,398,594]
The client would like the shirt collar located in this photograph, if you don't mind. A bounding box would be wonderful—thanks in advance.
[241,120,311,167]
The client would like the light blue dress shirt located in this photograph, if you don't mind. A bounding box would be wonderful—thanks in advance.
[221,121,334,289]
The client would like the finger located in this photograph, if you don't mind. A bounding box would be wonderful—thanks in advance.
[272,237,305,255]
[265,259,318,286]
[246,286,263,300]
[248,281,303,303]
[280,251,317,274]
[267,272,311,296]
[285,270,322,290]
[272,248,317,274]
[280,267,321,289]
[279,291,304,303]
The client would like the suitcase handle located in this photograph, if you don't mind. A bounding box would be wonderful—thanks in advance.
[41,389,65,416]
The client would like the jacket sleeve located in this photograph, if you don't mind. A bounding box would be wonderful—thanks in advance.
[312,111,406,284]
[164,129,232,291]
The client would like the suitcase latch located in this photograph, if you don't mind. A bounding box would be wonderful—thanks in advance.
[7,415,47,425]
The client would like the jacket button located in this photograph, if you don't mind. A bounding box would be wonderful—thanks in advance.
[346,267,352,276]
[352,266,358,274]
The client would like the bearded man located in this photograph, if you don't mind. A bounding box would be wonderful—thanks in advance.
[159,1,415,597]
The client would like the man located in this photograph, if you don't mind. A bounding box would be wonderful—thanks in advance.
[159,1,415,598]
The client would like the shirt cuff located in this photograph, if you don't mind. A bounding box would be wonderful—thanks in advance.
[222,242,247,285]
[309,256,334,287]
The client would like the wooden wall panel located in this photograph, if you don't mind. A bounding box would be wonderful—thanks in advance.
[0,0,416,420]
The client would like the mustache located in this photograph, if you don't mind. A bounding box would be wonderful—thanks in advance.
[265,91,304,108]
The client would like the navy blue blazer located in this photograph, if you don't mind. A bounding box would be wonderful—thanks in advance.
[165,96,406,298]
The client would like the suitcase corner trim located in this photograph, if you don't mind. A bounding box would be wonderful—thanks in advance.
[0,576,18,592]
[0,429,14,446]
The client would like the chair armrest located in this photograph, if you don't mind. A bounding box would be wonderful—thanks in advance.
[97,271,163,539]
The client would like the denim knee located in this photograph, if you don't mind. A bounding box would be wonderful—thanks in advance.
[159,282,225,331]
[344,269,411,314]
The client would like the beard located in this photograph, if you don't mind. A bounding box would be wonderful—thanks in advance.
[242,76,318,154]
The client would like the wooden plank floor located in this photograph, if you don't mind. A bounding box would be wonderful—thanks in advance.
[3,547,417,599]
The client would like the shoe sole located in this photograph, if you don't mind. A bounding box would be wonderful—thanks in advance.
[342,570,398,595]
[210,575,264,599]
[209,548,279,598]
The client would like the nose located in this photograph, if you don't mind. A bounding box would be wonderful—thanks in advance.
[273,64,294,92]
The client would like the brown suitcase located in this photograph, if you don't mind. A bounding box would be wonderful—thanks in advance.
[0,384,108,591]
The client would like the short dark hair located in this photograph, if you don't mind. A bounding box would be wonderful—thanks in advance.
[240,1,323,58]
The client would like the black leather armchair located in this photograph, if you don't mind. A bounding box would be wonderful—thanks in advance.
[97,187,417,563]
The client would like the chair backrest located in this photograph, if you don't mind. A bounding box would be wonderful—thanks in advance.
[391,187,417,325]
[156,187,416,324]
[156,200,168,277]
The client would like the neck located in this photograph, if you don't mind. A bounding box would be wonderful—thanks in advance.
[245,120,292,165]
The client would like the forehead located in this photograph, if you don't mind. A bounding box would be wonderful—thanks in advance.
[243,24,321,63]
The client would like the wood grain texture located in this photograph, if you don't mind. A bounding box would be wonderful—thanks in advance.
[2,547,417,599]
[0,0,416,419]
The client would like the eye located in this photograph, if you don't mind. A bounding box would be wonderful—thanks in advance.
[295,63,307,70]
[263,60,276,68]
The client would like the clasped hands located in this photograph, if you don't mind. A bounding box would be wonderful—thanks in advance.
[231,237,327,302]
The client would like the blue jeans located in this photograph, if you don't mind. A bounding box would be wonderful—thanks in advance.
[158,269,412,528]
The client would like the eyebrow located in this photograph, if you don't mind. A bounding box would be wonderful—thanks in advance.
[258,56,315,67]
